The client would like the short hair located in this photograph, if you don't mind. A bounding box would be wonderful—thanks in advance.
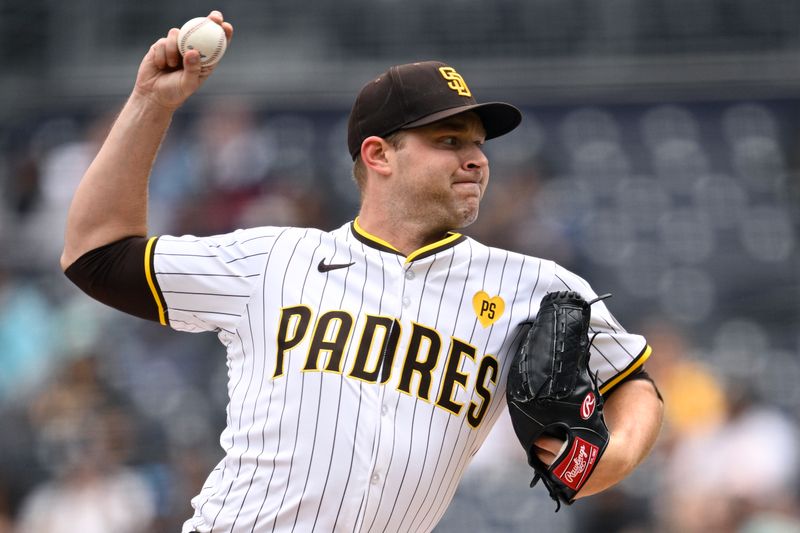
[351,130,407,192]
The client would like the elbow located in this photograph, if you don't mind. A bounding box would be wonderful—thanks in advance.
[60,248,77,272]
[644,377,666,425]
[636,379,666,454]
[60,252,71,272]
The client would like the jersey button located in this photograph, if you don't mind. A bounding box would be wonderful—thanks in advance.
[402,296,411,308]
[381,404,389,416]
[405,270,415,280]
[371,473,381,484]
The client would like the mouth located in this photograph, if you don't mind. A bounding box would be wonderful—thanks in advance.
[452,180,482,193]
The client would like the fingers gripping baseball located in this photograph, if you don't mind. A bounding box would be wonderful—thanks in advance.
[134,11,233,109]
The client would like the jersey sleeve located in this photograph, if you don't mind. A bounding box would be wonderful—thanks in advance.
[547,263,652,396]
[152,227,276,333]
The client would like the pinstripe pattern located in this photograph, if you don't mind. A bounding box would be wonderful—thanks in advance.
[152,222,649,533]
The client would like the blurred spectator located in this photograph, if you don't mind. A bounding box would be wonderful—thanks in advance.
[14,356,156,533]
[644,319,728,442]
[660,381,799,533]
[0,269,58,401]
[570,488,656,533]
[3,153,40,221]
[168,99,275,235]
[13,113,113,269]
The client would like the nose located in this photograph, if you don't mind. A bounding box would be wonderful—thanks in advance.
[464,144,489,172]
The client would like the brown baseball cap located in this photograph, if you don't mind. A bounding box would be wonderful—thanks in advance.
[347,60,522,160]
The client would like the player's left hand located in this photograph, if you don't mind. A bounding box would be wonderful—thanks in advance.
[532,435,565,465]
[506,291,611,509]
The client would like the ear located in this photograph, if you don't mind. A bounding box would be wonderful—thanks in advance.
[360,136,393,177]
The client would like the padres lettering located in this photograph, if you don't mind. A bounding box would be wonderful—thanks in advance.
[275,305,497,428]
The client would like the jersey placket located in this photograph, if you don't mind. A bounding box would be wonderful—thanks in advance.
[360,257,423,530]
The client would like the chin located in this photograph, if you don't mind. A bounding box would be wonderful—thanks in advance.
[453,207,480,229]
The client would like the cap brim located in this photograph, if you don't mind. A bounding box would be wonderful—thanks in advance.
[402,102,522,140]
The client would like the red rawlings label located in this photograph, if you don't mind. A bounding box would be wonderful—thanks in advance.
[580,392,596,420]
[551,437,600,491]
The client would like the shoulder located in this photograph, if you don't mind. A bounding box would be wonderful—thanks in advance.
[473,237,593,294]
[462,235,556,275]
[155,224,345,250]
[458,237,564,299]
[459,237,614,303]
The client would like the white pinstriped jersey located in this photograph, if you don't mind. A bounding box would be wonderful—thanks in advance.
[148,219,650,533]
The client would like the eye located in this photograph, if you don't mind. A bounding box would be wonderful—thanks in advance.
[440,136,459,147]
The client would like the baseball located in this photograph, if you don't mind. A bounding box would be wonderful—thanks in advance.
[177,17,227,67]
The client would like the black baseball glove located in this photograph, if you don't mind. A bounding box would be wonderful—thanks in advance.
[506,291,610,510]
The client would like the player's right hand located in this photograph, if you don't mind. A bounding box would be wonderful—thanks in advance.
[133,10,233,110]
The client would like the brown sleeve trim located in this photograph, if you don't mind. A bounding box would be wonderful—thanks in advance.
[603,368,663,402]
[64,236,168,325]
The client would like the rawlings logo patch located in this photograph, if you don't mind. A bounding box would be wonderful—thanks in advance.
[552,437,600,491]
[580,392,596,420]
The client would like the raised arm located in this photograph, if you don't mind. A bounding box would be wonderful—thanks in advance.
[60,11,233,270]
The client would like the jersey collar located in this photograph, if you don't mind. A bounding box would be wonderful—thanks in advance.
[351,218,466,263]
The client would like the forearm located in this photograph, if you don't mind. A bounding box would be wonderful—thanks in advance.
[575,378,664,498]
[61,92,174,270]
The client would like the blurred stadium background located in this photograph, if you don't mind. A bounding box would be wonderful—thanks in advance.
[1,0,799,531]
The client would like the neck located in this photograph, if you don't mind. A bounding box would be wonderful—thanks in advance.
[356,209,451,257]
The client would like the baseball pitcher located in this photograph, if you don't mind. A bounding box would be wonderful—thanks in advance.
[60,11,663,532]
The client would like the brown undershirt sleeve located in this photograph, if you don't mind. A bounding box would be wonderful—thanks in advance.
[63,236,167,324]
[605,368,663,401]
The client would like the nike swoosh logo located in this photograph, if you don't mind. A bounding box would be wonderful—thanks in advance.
[317,259,355,273]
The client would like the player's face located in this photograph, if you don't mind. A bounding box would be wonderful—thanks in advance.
[388,112,489,232]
